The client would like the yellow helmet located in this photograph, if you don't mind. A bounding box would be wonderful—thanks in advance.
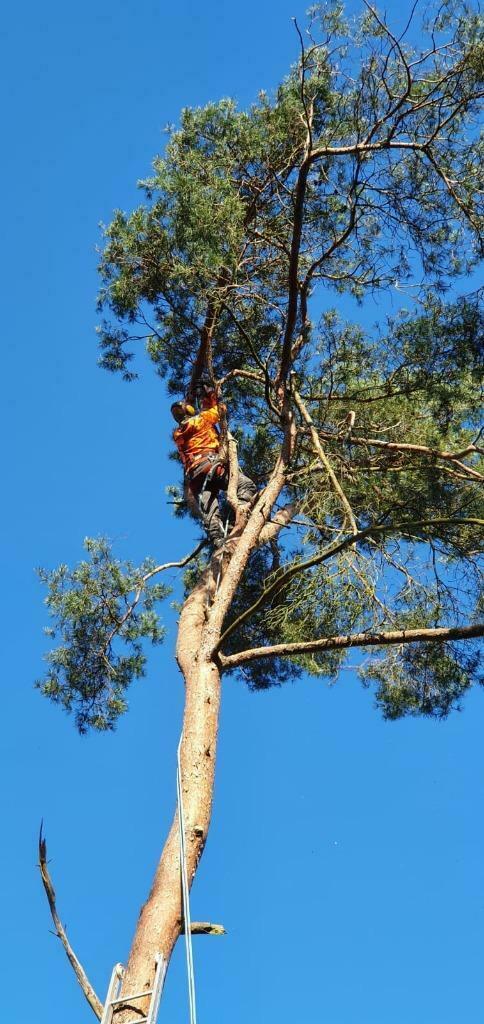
[171,400,195,423]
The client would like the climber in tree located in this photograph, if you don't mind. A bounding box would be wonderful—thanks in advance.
[171,386,257,548]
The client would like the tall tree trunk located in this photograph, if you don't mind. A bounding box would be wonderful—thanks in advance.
[114,569,220,1021]
[114,411,295,1022]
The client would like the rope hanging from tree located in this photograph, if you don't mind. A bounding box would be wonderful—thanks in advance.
[177,736,198,1024]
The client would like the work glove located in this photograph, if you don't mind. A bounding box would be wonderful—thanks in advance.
[195,377,213,399]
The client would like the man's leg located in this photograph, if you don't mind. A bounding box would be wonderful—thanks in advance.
[196,474,226,547]
[236,469,257,506]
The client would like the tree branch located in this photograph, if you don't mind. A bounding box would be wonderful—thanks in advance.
[217,517,484,650]
[183,921,226,936]
[101,540,208,660]
[319,431,484,482]
[424,145,483,237]
[225,430,240,517]
[294,389,358,534]
[258,503,297,546]
[220,623,484,669]
[217,367,265,387]
[187,297,218,401]
[276,155,311,390]
[293,17,313,152]
[38,825,103,1021]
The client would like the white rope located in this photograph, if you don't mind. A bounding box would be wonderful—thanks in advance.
[177,737,198,1024]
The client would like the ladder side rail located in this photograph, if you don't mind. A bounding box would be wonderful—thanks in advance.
[101,964,125,1024]
[146,956,168,1024]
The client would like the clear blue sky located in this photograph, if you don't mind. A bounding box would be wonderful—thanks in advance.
[1,2,483,1022]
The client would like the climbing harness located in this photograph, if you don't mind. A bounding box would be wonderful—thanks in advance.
[177,736,198,1024]
[189,455,227,518]
[100,956,167,1024]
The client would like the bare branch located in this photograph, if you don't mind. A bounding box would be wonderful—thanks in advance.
[258,503,298,546]
[143,540,208,583]
[217,368,265,387]
[294,389,358,534]
[321,431,484,482]
[38,825,103,1021]
[220,623,484,669]
[311,139,426,160]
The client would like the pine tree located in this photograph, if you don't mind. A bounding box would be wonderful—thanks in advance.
[37,3,483,1018]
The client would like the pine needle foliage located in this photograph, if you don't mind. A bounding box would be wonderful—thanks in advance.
[37,538,170,732]
[39,1,483,728]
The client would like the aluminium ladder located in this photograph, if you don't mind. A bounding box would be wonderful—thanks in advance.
[100,955,167,1024]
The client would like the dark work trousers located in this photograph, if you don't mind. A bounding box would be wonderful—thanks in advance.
[188,455,257,547]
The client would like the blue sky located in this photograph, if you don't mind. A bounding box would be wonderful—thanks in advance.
[1,1,483,1022]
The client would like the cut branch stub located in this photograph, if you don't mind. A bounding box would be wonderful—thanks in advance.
[184,921,226,935]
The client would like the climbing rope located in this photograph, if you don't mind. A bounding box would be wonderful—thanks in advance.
[177,737,198,1024]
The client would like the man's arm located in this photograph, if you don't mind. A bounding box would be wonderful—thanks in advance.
[200,389,224,425]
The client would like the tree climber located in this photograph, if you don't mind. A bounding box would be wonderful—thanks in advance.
[171,387,257,548]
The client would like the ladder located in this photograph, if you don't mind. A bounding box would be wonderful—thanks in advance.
[100,955,167,1024]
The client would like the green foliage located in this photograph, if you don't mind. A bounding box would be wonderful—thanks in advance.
[39,2,484,729]
[217,289,484,704]
[362,641,482,719]
[36,538,170,733]
[97,4,483,390]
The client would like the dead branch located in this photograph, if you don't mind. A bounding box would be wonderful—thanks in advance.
[38,825,103,1021]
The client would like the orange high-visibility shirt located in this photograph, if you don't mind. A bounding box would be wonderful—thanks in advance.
[173,392,221,473]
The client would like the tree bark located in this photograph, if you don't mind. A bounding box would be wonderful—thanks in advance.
[113,569,220,1021]
[113,411,296,1022]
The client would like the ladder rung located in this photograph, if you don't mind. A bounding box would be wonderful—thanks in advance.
[103,954,165,1024]
[111,990,153,1005]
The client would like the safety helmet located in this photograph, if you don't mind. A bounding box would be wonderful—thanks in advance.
[171,400,195,423]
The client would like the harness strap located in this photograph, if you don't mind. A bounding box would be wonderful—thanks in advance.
[188,454,226,484]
